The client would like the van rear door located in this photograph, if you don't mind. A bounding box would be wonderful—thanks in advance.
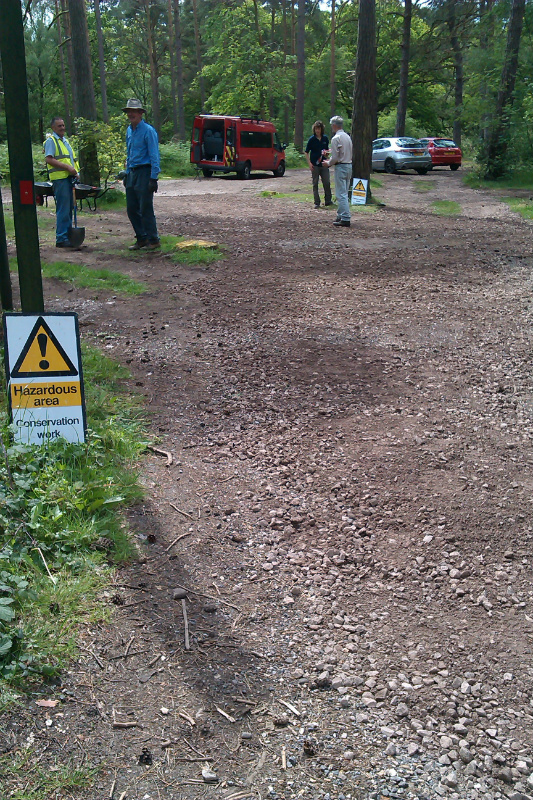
[191,119,202,164]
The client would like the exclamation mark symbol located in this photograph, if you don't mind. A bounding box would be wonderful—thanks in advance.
[38,333,49,370]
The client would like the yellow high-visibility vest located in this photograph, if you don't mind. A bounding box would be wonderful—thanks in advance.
[45,136,79,180]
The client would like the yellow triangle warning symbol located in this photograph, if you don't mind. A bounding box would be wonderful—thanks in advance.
[354,180,366,192]
[11,317,78,378]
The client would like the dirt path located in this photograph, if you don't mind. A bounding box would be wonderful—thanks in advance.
[3,168,533,800]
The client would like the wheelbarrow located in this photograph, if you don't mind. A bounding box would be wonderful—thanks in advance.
[34,181,107,211]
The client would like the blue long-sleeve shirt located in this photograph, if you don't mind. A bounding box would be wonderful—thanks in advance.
[126,119,160,180]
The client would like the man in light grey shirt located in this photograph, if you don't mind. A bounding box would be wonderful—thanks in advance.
[323,116,353,227]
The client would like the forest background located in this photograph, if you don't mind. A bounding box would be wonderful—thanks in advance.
[0,0,532,185]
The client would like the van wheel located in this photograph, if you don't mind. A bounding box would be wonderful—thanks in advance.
[384,158,396,174]
[202,168,213,177]
[273,160,286,177]
[238,162,251,180]
[415,167,429,175]
[450,164,460,171]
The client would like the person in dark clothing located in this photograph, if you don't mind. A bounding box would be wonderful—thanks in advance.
[123,98,161,251]
[305,120,332,209]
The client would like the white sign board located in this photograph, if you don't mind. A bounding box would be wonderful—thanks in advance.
[351,177,368,205]
[3,313,86,445]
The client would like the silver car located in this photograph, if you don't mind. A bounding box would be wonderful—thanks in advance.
[372,137,432,175]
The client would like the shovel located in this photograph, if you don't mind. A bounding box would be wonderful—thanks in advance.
[68,181,85,248]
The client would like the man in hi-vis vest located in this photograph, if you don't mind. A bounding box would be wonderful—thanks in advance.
[44,117,79,248]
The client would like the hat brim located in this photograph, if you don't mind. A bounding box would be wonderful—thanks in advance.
[123,106,145,113]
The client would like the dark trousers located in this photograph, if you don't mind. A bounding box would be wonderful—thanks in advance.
[52,177,74,243]
[126,166,159,243]
[312,165,332,206]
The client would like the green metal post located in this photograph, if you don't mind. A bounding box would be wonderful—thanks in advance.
[0,189,14,311]
[0,0,44,313]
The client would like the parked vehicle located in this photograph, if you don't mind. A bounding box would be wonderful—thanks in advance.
[372,137,432,174]
[190,114,286,179]
[419,138,462,170]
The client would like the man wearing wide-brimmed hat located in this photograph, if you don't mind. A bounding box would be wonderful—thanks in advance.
[122,98,161,251]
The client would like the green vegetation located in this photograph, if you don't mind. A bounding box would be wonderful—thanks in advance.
[500,197,533,220]
[9,258,147,295]
[431,200,462,216]
[0,748,97,798]
[41,260,147,295]
[413,181,436,193]
[464,168,533,191]
[134,234,224,266]
[159,141,195,178]
[0,346,147,686]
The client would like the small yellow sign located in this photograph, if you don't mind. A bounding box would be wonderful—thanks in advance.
[11,317,78,378]
[11,381,81,409]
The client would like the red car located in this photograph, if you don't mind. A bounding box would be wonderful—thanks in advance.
[419,138,462,171]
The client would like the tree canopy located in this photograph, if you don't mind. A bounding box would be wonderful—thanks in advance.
[1,0,532,177]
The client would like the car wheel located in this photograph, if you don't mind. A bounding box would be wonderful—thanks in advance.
[384,158,396,174]
[450,164,460,171]
[238,162,251,180]
[416,168,429,175]
[273,160,285,177]
[202,168,213,178]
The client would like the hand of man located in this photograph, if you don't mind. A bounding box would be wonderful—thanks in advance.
[322,160,330,168]
[148,179,158,193]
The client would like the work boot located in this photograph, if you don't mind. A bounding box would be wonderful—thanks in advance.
[129,240,147,251]
[333,219,351,227]
[56,241,75,248]
[146,241,161,251]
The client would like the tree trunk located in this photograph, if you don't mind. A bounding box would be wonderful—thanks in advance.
[191,0,205,109]
[167,0,178,137]
[69,0,97,119]
[394,0,411,137]
[330,0,336,118]
[54,0,71,130]
[352,0,376,192]
[68,0,99,184]
[93,0,109,123]
[484,0,525,178]
[61,0,75,118]
[282,0,290,143]
[479,0,494,141]
[293,0,305,151]
[173,0,186,140]
[144,0,161,136]
[447,0,463,146]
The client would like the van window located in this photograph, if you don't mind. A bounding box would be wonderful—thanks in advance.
[274,132,283,152]
[240,130,273,149]
[193,127,200,143]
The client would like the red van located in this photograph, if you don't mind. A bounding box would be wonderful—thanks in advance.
[191,114,286,179]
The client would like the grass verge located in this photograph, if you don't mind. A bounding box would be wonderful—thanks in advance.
[126,234,224,266]
[9,258,147,295]
[1,748,97,798]
[0,344,147,688]
[499,196,533,220]
[431,200,461,216]
[413,181,436,193]
[463,167,533,191]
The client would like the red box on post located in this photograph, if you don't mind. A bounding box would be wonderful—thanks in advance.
[19,180,34,205]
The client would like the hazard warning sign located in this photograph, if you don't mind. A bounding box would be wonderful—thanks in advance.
[351,177,368,205]
[3,313,86,445]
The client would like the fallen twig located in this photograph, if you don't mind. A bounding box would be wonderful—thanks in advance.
[164,531,192,552]
[169,502,193,519]
[109,778,116,799]
[172,582,240,612]
[123,636,135,658]
[148,445,173,466]
[80,645,104,669]
[148,653,162,668]
[278,699,300,717]
[112,721,138,729]
[178,710,196,726]
[216,707,236,723]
